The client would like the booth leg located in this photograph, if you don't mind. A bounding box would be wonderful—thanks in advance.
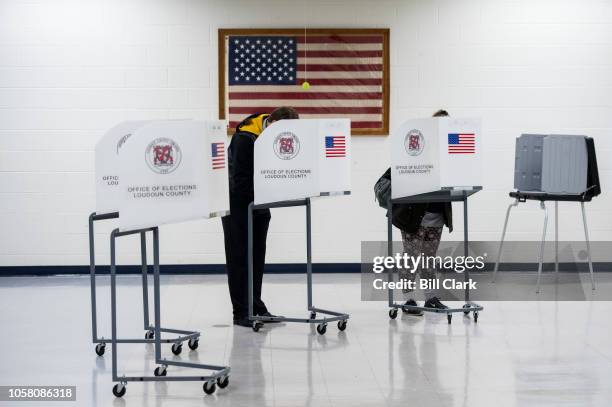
[247,203,261,331]
[581,202,596,290]
[536,202,548,293]
[387,203,394,310]
[89,213,98,345]
[554,201,559,275]
[140,232,151,333]
[152,227,164,363]
[110,229,120,383]
[493,200,518,283]
[463,193,469,303]
[306,199,313,311]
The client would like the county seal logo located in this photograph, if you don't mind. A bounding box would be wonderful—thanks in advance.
[145,138,182,174]
[273,131,300,160]
[405,129,425,156]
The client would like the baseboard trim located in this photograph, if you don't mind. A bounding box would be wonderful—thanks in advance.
[0,262,610,276]
[0,263,360,276]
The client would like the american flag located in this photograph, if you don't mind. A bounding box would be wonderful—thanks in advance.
[448,133,475,154]
[211,142,225,169]
[224,33,386,133]
[325,136,346,158]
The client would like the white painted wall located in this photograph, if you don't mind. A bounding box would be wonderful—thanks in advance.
[1,0,611,267]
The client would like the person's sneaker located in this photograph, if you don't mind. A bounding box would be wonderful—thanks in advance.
[257,311,282,323]
[424,297,448,310]
[402,299,424,316]
[233,317,253,328]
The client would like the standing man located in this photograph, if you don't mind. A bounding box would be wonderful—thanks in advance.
[222,107,299,327]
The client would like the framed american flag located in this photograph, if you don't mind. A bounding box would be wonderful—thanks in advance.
[218,28,390,136]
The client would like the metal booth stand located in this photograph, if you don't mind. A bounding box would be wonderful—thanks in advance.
[108,225,230,397]
[387,187,484,324]
[247,198,350,335]
[88,211,199,357]
[492,191,596,293]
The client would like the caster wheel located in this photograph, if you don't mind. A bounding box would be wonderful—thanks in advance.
[337,320,347,331]
[447,314,452,324]
[188,338,199,350]
[316,323,327,335]
[154,366,167,377]
[389,309,398,319]
[203,381,216,395]
[474,311,479,323]
[252,321,263,332]
[112,384,126,398]
[462,304,471,315]
[310,311,317,320]
[171,343,182,355]
[217,376,229,389]
[95,343,106,356]
[145,330,154,340]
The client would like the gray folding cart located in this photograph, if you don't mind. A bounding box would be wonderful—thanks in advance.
[247,198,350,335]
[493,134,600,293]
[88,211,200,357]
[108,226,230,397]
[386,188,484,324]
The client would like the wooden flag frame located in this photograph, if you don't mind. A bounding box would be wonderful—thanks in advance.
[218,28,390,136]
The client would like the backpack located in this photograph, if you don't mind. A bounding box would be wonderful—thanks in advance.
[374,168,391,209]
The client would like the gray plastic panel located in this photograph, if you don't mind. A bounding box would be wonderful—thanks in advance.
[514,134,544,191]
[541,135,587,194]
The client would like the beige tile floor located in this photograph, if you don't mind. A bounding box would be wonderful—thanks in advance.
[1,273,611,407]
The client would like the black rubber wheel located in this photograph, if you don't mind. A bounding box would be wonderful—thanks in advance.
[154,366,167,377]
[112,384,126,398]
[337,320,347,331]
[310,311,317,320]
[171,343,182,355]
[203,381,216,395]
[316,323,327,335]
[252,321,262,332]
[447,314,452,324]
[462,304,471,315]
[389,309,398,319]
[145,330,154,340]
[95,343,106,356]
[188,338,199,350]
[474,312,479,323]
[217,376,229,389]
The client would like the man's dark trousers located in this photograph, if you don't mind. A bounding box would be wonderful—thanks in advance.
[222,204,271,320]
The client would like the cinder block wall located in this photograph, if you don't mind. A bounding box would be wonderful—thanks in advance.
[0,0,610,267]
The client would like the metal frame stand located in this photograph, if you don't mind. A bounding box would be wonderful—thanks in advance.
[109,226,230,397]
[492,193,596,293]
[89,212,200,357]
[387,188,484,324]
[247,198,350,335]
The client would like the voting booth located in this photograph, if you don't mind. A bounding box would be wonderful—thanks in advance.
[91,120,231,398]
[494,134,601,292]
[386,117,484,323]
[248,119,351,334]
[254,118,351,204]
[391,117,482,197]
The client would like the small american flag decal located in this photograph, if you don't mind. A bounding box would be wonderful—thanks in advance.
[448,133,475,154]
[211,142,225,169]
[325,136,346,158]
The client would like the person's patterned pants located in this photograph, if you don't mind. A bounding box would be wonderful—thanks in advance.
[400,226,443,299]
